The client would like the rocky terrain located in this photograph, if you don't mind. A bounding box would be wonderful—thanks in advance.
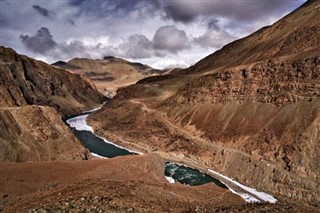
[0,105,90,162]
[0,46,105,162]
[183,0,319,74]
[88,0,320,207]
[0,0,319,212]
[2,154,319,213]
[53,56,162,96]
[0,46,105,116]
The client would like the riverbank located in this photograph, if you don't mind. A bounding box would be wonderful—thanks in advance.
[67,108,278,203]
[65,111,229,188]
[0,154,247,213]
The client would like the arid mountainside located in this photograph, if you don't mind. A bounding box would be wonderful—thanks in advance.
[53,56,161,96]
[183,0,319,74]
[88,0,320,207]
[0,46,105,116]
[2,153,318,213]
[0,106,90,162]
[0,46,105,162]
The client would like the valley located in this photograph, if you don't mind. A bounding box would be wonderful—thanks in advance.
[87,0,320,208]
[0,0,319,212]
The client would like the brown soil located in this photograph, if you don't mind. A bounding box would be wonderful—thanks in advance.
[0,154,249,213]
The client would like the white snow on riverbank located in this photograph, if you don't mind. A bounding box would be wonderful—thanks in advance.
[67,114,93,132]
[66,114,143,155]
[208,169,277,203]
[91,153,108,159]
[165,176,175,183]
[67,109,276,203]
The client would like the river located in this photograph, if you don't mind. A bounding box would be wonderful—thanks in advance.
[65,109,278,203]
[65,111,226,188]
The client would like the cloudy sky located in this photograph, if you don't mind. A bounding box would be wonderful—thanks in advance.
[0,0,306,69]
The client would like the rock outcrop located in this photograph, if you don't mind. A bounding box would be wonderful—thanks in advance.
[0,46,105,116]
[88,0,320,206]
[0,105,90,162]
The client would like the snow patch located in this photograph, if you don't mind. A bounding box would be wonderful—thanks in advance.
[66,113,143,155]
[208,169,277,203]
[165,176,175,184]
[91,153,108,159]
[66,114,93,132]
[94,133,144,155]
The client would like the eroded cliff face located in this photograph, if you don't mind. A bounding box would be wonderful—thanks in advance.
[0,46,105,116]
[88,0,320,207]
[0,106,90,162]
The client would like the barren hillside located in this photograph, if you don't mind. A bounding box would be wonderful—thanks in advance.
[53,56,162,96]
[0,46,105,116]
[88,0,320,206]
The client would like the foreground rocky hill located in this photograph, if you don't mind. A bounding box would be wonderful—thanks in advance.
[53,56,161,96]
[88,0,320,207]
[2,154,319,213]
[0,46,105,116]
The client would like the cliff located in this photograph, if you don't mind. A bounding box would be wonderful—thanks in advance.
[0,105,90,162]
[0,46,105,116]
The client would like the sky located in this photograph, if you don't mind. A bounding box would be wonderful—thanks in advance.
[0,0,307,69]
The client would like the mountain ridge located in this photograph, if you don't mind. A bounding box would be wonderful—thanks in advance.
[88,0,320,206]
[181,0,319,74]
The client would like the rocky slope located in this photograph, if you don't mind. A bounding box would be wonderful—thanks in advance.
[0,46,105,116]
[88,0,320,207]
[2,154,318,213]
[183,0,320,74]
[0,46,106,162]
[0,105,90,162]
[53,56,162,96]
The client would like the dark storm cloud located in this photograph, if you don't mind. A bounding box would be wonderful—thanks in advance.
[32,5,50,17]
[194,20,236,49]
[207,19,220,31]
[20,27,57,54]
[163,3,195,23]
[69,0,160,18]
[153,25,189,52]
[68,18,76,26]
[161,0,301,23]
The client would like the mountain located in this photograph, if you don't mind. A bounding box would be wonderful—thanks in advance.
[51,60,81,70]
[0,46,105,162]
[53,57,162,96]
[183,0,319,74]
[0,46,105,116]
[88,0,320,206]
